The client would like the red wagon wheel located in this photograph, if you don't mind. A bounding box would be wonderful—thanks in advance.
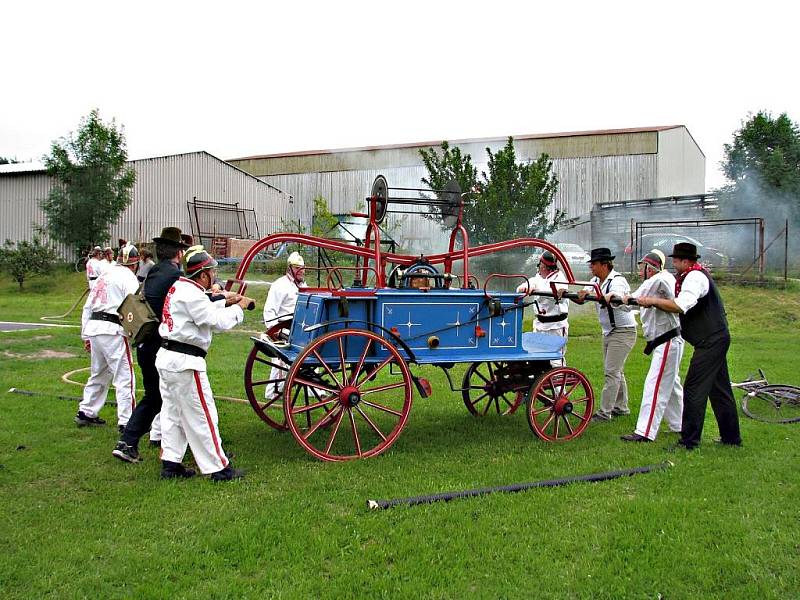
[461,361,524,416]
[283,328,413,461]
[526,367,594,442]
[244,343,290,431]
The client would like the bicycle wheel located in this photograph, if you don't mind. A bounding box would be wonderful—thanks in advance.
[74,256,88,273]
[741,385,800,423]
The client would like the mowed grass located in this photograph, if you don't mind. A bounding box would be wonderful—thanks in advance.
[0,271,799,599]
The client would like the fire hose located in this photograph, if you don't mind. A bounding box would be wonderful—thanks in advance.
[367,462,672,510]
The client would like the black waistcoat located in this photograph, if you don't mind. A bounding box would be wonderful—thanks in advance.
[679,269,728,346]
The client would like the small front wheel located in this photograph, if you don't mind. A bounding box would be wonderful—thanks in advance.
[526,367,594,442]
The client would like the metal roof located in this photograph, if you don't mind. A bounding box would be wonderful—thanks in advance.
[228,125,686,162]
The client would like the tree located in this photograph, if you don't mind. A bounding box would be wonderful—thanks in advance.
[718,111,800,222]
[420,138,564,246]
[0,156,19,165]
[0,237,58,289]
[40,109,136,255]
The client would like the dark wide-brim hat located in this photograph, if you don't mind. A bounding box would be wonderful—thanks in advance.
[588,247,615,262]
[668,242,700,260]
[153,227,190,248]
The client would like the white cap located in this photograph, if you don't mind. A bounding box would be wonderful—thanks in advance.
[287,252,305,267]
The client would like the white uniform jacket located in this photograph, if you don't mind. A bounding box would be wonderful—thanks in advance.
[518,271,569,332]
[86,257,103,288]
[263,274,305,328]
[81,265,139,340]
[630,270,680,341]
[157,277,243,372]
[586,270,636,335]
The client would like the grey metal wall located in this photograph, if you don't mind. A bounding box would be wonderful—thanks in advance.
[0,152,293,259]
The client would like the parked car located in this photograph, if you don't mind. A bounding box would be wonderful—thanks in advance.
[625,233,730,269]
[524,243,591,271]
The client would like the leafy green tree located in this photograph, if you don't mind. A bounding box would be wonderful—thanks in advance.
[0,236,58,289]
[718,111,800,222]
[420,138,563,246]
[40,109,136,255]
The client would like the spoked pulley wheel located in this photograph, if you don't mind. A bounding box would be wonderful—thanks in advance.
[461,361,523,416]
[283,328,413,461]
[526,367,594,442]
[244,343,290,431]
[741,385,800,423]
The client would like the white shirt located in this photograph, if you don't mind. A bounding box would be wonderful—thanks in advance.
[263,274,305,328]
[81,265,140,339]
[587,269,636,335]
[630,270,680,341]
[674,270,709,314]
[157,277,244,372]
[517,270,569,332]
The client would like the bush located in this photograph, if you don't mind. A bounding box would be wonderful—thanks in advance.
[0,237,58,289]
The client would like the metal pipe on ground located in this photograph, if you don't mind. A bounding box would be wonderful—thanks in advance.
[367,462,672,510]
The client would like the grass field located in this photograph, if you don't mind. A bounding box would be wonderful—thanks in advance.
[0,271,798,599]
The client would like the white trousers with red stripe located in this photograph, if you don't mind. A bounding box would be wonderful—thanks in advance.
[635,337,684,440]
[79,334,136,426]
[158,368,229,474]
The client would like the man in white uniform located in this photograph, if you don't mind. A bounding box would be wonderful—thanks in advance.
[262,252,306,398]
[574,247,637,422]
[615,250,684,442]
[156,246,253,480]
[85,246,104,290]
[75,244,141,430]
[517,251,569,367]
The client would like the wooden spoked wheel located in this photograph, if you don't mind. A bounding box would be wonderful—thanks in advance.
[526,367,594,442]
[283,329,413,461]
[244,343,290,431]
[461,361,524,416]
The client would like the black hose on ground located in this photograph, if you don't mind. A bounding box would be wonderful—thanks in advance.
[367,462,672,510]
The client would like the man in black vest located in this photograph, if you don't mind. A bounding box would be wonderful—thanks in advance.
[112,227,190,463]
[636,242,741,449]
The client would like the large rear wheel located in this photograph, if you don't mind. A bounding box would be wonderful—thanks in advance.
[284,329,413,461]
[244,343,289,431]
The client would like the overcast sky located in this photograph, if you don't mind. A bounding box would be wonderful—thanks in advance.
[2,0,798,190]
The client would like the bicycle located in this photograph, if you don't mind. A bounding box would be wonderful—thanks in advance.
[731,369,800,424]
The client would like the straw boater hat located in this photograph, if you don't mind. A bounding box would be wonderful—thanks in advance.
[153,227,191,249]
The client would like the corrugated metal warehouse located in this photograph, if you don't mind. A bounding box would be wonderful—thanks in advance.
[0,151,293,258]
[228,125,705,252]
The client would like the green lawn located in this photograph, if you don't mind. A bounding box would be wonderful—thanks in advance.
[0,271,798,598]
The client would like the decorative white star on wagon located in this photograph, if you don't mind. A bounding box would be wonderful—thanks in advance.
[498,318,509,333]
[507,336,514,343]
[386,307,393,315]
[446,312,462,337]
[468,305,477,314]
[402,312,421,336]
[493,337,500,344]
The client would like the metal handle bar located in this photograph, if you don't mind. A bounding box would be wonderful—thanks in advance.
[325,265,379,290]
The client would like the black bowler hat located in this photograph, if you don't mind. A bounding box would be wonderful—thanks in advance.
[153,227,190,248]
[668,242,700,260]
[588,247,615,262]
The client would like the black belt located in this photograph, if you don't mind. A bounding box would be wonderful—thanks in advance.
[536,313,568,323]
[644,327,680,356]
[161,339,207,358]
[89,276,98,281]
[90,311,120,325]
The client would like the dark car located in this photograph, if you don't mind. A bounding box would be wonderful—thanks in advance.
[625,233,730,269]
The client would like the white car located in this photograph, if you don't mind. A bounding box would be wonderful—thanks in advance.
[525,243,590,270]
